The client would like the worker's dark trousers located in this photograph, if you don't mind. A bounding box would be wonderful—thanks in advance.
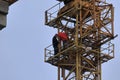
[54,46,58,55]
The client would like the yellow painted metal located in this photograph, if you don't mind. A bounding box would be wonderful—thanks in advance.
[44,0,116,80]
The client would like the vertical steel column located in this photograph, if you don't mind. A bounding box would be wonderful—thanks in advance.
[58,66,60,80]
[62,68,65,80]
[75,0,82,79]
[75,9,80,80]
[111,5,114,36]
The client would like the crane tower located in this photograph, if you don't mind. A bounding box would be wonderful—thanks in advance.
[44,0,117,80]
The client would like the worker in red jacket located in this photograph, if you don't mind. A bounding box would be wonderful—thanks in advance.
[58,32,68,49]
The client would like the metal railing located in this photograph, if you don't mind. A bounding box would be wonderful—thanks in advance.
[101,41,114,59]
[45,2,64,24]
[44,44,54,62]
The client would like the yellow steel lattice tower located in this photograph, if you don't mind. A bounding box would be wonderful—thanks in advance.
[44,0,117,80]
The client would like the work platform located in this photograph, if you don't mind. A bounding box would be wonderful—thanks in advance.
[45,41,114,72]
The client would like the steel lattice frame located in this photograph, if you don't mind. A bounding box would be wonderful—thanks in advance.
[44,0,116,80]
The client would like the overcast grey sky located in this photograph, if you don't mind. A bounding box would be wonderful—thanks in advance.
[0,0,119,80]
